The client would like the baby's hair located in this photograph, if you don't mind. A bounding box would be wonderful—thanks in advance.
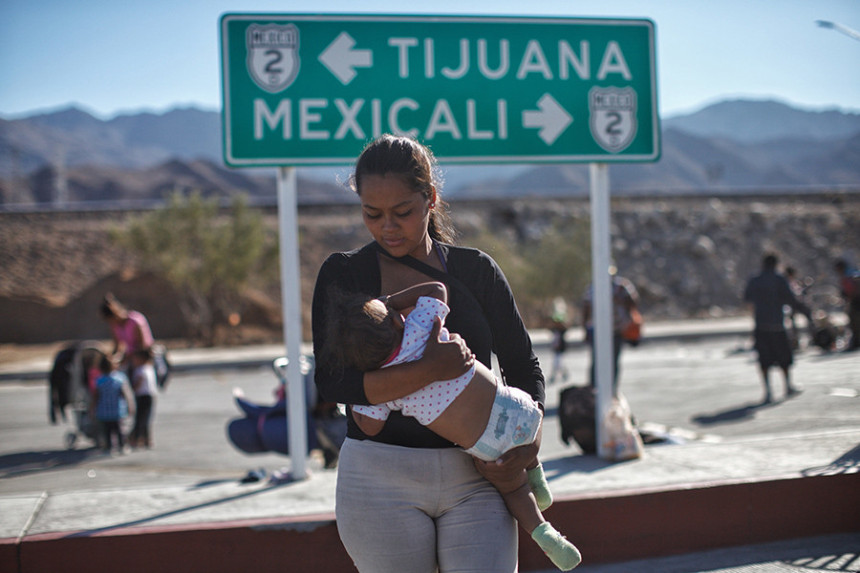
[323,287,401,372]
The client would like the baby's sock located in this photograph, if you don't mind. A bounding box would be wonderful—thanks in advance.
[531,522,582,571]
[528,463,553,511]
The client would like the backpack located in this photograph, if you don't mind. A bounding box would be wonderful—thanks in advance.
[558,385,596,454]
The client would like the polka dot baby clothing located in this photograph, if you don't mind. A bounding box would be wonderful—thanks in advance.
[353,297,475,426]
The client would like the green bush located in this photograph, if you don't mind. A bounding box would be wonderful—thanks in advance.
[467,219,592,326]
[111,191,278,343]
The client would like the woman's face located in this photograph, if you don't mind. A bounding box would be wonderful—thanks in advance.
[359,174,433,259]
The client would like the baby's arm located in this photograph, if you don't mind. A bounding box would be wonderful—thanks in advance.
[385,281,447,312]
[351,409,386,436]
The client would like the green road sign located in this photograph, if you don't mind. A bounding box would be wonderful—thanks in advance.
[220,14,659,167]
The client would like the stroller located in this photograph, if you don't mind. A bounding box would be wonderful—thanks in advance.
[48,341,106,449]
[226,355,347,469]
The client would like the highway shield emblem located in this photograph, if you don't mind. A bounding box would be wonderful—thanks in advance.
[246,24,300,93]
[589,87,637,153]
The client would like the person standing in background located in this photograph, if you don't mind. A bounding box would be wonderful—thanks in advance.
[548,297,570,385]
[784,266,806,349]
[91,355,133,455]
[100,293,154,373]
[834,259,860,352]
[581,267,639,394]
[128,347,157,449]
[744,253,810,403]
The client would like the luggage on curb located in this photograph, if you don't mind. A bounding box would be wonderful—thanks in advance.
[601,393,645,462]
[559,385,645,460]
[558,385,597,454]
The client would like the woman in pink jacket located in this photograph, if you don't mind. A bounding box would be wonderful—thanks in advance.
[100,293,154,369]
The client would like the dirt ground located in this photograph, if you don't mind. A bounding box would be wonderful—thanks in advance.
[0,205,366,358]
[0,343,66,365]
[3,193,857,358]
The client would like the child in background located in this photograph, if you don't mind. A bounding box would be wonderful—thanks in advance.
[325,282,581,571]
[129,347,157,449]
[91,355,133,454]
[548,297,570,384]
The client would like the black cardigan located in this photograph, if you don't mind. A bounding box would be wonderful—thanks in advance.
[312,241,545,448]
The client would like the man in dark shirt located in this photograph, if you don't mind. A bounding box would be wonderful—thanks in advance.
[834,258,860,351]
[744,253,809,403]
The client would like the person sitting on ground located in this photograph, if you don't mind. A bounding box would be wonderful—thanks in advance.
[324,281,581,571]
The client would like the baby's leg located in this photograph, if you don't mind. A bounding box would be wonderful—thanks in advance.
[527,460,553,511]
[496,474,581,571]
[498,475,543,534]
[532,522,582,571]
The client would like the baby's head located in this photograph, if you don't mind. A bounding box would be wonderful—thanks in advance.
[325,288,403,372]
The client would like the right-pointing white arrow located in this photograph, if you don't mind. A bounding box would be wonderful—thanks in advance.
[522,94,573,145]
[318,31,373,85]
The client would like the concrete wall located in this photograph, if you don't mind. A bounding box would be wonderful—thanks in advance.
[3,473,858,572]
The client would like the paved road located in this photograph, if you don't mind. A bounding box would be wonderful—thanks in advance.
[1,334,857,497]
[2,333,858,573]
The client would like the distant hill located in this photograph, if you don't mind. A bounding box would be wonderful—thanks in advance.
[0,106,220,176]
[662,99,860,143]
[1,157,354,206]
[481,126,860,197]
[1,99,859,206]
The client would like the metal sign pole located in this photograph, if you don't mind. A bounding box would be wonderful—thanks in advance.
[276,166,308,479]
[589,162,614,460]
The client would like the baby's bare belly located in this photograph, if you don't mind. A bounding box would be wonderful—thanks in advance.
[426,361,497,449]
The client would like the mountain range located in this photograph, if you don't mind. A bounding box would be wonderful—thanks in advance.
[1,99,859,206]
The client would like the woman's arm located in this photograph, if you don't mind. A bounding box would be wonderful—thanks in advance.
[480,253,544,406]
[313,255,470,406]
[385,281,448,311]
[363,317,473,404]
[108,329,122,358]
[132,322,146,352]
[464,250,544,474]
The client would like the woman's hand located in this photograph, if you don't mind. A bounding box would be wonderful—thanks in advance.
[472,425,542,488]
[419,317,475,381]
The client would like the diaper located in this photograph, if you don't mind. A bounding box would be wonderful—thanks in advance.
[464,384,542,462]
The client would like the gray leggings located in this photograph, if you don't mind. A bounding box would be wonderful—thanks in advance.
[336,438,518,573]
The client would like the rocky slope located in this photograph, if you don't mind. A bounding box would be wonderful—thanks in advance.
[1,193,857,346]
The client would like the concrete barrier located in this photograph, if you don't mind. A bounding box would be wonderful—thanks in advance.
[3,472,858,573]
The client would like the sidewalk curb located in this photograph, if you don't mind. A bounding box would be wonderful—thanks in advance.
[3,472,857,573]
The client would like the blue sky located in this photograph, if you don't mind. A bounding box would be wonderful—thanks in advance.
[1,0,858,119]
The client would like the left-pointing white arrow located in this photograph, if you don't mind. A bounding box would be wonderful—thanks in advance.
[522,94,573,145]
[319,32,372,85]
